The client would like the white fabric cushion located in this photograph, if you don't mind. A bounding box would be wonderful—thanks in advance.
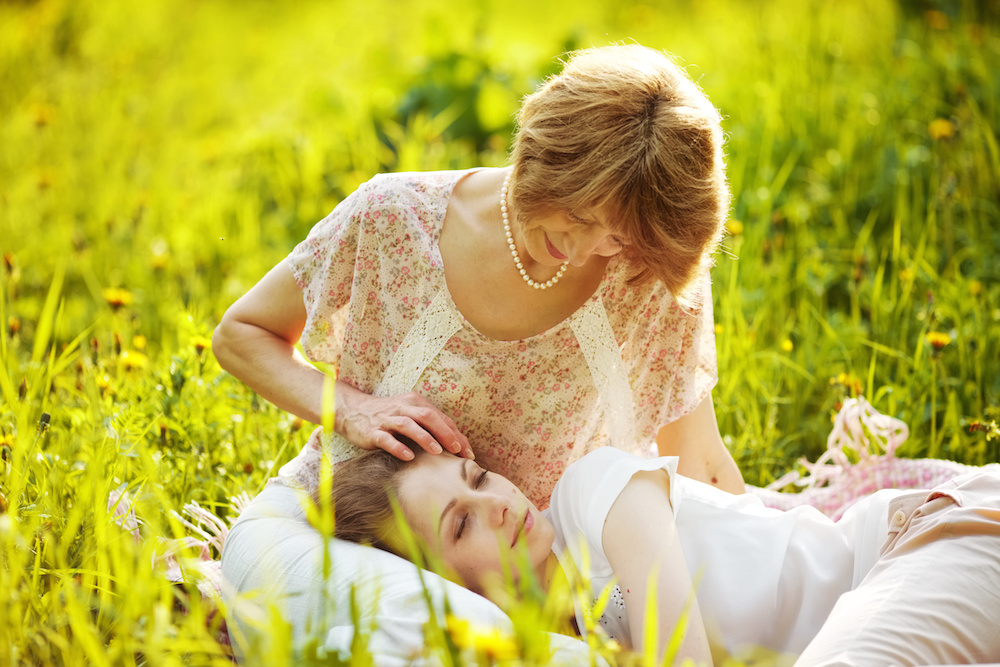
[221,483,603,666]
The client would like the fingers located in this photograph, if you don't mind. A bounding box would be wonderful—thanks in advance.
[372,432,417,461]
[337,388,475,461]
[400,393,475,459]
[375,423,476,462]
[388,425,442,457]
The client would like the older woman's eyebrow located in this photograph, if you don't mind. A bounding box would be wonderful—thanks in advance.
[438,458,471,537]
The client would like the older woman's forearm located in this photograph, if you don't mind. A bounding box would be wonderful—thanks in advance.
[212,316,329,424]
[656,394,745,494]
[212,259,334,424]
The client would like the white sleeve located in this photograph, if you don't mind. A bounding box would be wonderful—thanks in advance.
[548,448,681,577]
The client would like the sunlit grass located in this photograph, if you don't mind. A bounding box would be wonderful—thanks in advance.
[2,0,998,663]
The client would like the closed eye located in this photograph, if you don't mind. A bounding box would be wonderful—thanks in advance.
[456,469,490,540]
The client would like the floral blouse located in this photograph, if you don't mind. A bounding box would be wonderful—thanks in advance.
[285,170,717,508]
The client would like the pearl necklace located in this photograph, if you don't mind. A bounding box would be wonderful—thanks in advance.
[501,172,569,290]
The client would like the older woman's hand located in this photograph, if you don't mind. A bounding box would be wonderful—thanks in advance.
[334,382,474,461]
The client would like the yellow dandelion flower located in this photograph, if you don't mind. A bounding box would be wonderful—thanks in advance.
[831,372,862,394]
[726,219,744,236]
[151,251,169,270]
[970,280,982,296]
[132,335,147,351]
[103,288,134,310]
[899,268,915,283]
[95,373,114,397]
[469,627,519,661]
[121,350,149,371]
[192,335,213,354]
[781,339,794,352]
[31,103,55,128]
[445,614,472,647]
[36,167,55,190]
[714,324,724,335]
[151,239,170,270]
[925,331,951,351]
[446,614,519,661]
[928,118,955,140]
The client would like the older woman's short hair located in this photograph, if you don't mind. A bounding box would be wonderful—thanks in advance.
[510,44,730,306]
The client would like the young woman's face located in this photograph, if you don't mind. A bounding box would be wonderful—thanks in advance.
[520,201,628,269]
[396,453,554,596]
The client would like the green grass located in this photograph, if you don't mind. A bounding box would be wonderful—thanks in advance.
[1,0,998,664]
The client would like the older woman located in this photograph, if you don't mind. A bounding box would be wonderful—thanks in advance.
[212,44,742,506]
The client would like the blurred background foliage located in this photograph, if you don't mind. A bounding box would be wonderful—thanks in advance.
[1,0,999,663]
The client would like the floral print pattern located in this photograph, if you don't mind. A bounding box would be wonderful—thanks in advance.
[287,170,717,508]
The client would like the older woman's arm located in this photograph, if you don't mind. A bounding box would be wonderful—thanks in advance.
[656,394,744,494]
[212,259,471,460]
[213,259,327,422]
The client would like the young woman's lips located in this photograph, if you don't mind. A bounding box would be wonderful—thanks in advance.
[513,510,534,548]
[545,235,568,261]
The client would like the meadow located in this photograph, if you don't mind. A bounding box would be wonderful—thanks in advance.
[1,0,998,664]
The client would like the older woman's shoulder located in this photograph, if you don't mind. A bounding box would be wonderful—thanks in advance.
[364,169,472,201]
[350,169,477,237]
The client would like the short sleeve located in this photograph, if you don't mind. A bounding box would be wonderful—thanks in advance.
[618,271,718,438]
[548,448,680,579]
[285,182,369,362]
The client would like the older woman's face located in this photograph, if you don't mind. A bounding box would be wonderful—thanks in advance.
[395,453,554,596]
[520,202,627,269]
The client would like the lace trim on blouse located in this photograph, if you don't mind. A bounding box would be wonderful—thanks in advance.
[315,286,635,466]
[569,297,636,451]
[375,289,464,398]
[315,289,464,465]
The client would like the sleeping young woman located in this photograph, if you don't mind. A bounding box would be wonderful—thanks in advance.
[327,445,1000,666]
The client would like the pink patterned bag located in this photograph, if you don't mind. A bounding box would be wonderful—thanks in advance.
[748,397,978,519]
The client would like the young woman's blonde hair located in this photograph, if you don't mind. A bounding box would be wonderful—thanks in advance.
[510,44,730,306]
[321,448,419,555]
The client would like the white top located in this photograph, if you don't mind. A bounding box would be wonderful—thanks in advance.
[222,482,609,667]
[286,169,717,507]
[546,447,905,662]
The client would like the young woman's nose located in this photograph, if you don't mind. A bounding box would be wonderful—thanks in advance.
[475,492,509,527]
